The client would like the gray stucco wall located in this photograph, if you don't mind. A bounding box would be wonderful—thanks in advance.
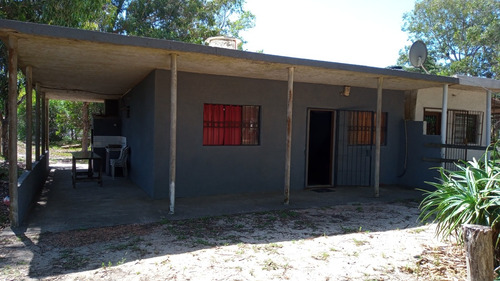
[18,153,50,224]
[152,70,171,199]
[121,71,156,197]
[122,70,408,199]
[291,83,405,187]
[398,121,441,189]
[173,72,287,197]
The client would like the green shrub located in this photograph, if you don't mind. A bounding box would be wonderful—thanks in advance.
[420,141,500,264]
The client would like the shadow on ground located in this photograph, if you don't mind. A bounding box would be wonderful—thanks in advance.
[1,165,428,279]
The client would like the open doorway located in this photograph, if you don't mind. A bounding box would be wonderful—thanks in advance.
[306,109,335,187]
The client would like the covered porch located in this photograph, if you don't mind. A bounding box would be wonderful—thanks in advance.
[0,19,460,227]
[16,163,424,234]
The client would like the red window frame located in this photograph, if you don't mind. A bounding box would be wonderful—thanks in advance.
[203,104,260,146]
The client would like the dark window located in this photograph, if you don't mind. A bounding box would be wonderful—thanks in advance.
[453,112,480,145]
[203,104,260,146]
[424,109,483,145]
[348,111,387,145]
[423,109,441,135]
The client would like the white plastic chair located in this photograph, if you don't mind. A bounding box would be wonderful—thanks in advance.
[110,146,129,179]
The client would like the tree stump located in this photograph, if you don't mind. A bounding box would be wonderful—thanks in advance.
[463,224,494,281]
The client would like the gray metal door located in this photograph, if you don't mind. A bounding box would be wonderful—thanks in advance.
[334,110,373,186]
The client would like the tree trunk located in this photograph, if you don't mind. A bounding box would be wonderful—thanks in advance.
[81,102,89,152]
[463,224,494,281]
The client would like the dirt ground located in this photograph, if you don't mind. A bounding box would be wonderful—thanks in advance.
[0,200,468,281]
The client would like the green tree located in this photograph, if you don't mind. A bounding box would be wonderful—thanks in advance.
[396,46,444,75]
[398,0,500,78]
[0,0,255,156]
[45,100,103,144]
[0,0,115,31]
[115,0,254,44]
[0,0,114,155]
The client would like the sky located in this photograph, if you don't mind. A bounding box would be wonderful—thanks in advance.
[240,0,416,68]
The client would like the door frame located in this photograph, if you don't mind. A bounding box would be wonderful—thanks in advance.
[305,108,335,188]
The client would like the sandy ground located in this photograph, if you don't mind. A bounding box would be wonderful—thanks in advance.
[0,200,466,281]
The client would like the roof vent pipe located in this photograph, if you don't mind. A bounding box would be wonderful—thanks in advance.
[205,36,241,50]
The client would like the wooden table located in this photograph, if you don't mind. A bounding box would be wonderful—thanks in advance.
[71,151,102,188]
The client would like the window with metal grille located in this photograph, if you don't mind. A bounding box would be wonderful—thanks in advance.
[203,104,260,146]
[347,111,387,145]
[423,108,441,135]
[451,111,481,145]
[423,108,483,145]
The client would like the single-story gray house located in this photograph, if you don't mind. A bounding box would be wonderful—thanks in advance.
[1,19,499,226]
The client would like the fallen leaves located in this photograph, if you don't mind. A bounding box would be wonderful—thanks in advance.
[402,244,467,281]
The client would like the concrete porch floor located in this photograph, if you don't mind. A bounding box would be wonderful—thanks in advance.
[9,164,426,234]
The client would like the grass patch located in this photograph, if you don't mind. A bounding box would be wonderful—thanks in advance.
[313,252,330,261]
[262,259,280,271]
[340,225,364,234]
[262,243,283,254]
[58,249,90,270]
[352,238,369,246]
[193,238,214,246]
[408,227,426,234]
[277,210,300,219]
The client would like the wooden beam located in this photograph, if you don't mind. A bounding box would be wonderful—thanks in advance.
[35,83,41,161]
[44,96,49,152]
[284,67,294,205]
[25,66,33,170]
[374,77,383,198]
[169,53,178,215]
[8,36,19,227]
[41,93,46,154]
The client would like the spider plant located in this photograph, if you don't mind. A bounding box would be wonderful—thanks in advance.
[419,141,500,248]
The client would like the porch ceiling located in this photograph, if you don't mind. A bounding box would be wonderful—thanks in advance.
[0,20,462,102]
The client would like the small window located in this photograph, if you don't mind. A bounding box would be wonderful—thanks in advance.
[453,112,480,145]
[348,111,387,145]
[423,109,441,135]
[203,104,260,146]
[424,109,483,145]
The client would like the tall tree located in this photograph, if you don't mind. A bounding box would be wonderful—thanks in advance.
[115,0,254,44]
[398,0,500,78]
[0,0,115,30]
[0,0,255,156]
[0,0,114,155]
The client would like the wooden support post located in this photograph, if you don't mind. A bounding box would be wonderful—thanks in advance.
[41,93,46,154]
[284,67,294,205]
[44,96,49,152]
[25,66,33,170]
[374,77,383,198]
[7,36,19,227]
[169,53,178,215]
[463,224,494,281]
[35,83,41,161]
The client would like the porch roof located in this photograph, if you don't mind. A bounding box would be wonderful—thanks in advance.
[0,19,477,102]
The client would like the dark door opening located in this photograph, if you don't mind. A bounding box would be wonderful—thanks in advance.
[307,110,334,186]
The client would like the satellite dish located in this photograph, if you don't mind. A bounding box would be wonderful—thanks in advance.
[409,41,428,71]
